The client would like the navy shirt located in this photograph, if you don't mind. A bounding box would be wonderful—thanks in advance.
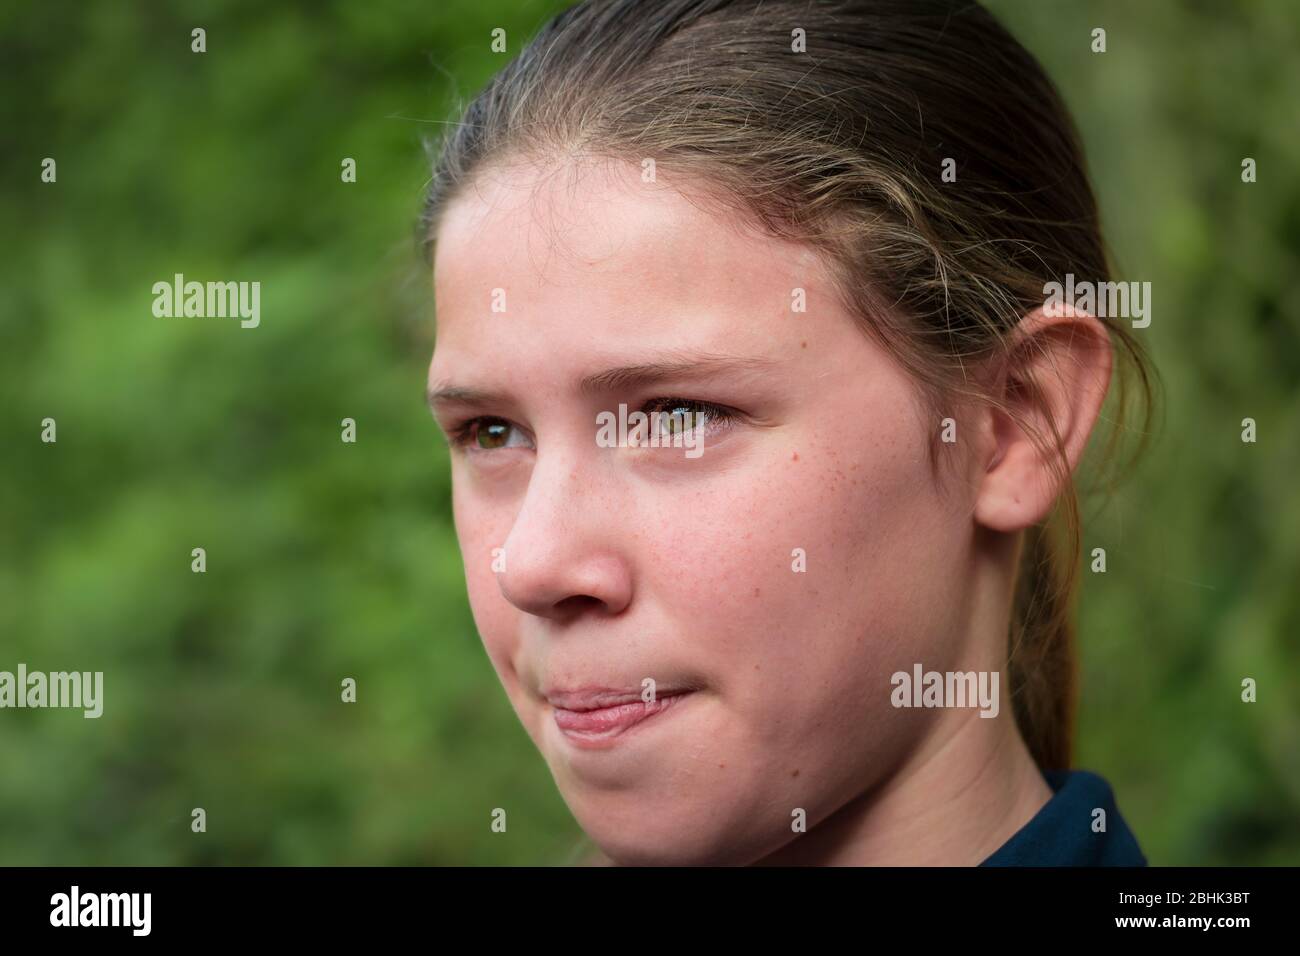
[980,769,1147,866]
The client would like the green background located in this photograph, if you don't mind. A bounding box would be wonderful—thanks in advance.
[1,0,1296,865]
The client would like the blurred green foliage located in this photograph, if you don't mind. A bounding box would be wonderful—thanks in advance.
[0,0,1296,865]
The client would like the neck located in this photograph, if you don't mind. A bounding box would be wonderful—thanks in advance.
[755,527,1051,866]
[754,702,1053,865]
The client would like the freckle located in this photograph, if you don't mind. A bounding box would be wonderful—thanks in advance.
[754,663,761,671]
[801,341,807,348]
[753,587,761,598]
[791,769,800,778]
[719,762,726,769]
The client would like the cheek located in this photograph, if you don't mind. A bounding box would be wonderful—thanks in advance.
[634,397,965,787]
[451,478,520,677]
[647,408,948,654]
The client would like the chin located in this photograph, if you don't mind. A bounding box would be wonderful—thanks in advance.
[571,800,785,867]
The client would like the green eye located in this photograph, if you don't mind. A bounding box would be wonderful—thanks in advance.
[660,405,706,434]
[644,398,731,438]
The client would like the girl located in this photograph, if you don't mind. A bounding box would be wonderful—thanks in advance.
[421,0,1153,865]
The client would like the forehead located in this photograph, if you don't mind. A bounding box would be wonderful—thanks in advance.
[430,157,831,357]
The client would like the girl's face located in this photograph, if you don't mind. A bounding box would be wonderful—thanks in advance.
[428,158,990,865]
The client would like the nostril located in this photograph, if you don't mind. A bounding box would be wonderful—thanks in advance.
[553,594,607,617]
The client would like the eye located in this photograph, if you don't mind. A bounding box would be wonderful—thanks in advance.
[640,398,736,437]
[451,417,532,452]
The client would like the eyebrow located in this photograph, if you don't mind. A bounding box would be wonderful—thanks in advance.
[427,352,778,411]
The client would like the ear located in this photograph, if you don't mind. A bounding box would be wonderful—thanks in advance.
[973,305,1113,532]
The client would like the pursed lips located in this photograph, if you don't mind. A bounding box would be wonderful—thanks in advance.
[543,685,692,711]
[542,685,698,743]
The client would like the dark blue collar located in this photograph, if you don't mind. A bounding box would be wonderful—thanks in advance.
[980,769,1147,866]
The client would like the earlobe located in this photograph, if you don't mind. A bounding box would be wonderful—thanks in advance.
[973,305,1113,534]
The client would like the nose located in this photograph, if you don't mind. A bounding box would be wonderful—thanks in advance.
[496,452,633,621]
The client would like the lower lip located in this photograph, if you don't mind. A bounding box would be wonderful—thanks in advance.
[552,692,695,748]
